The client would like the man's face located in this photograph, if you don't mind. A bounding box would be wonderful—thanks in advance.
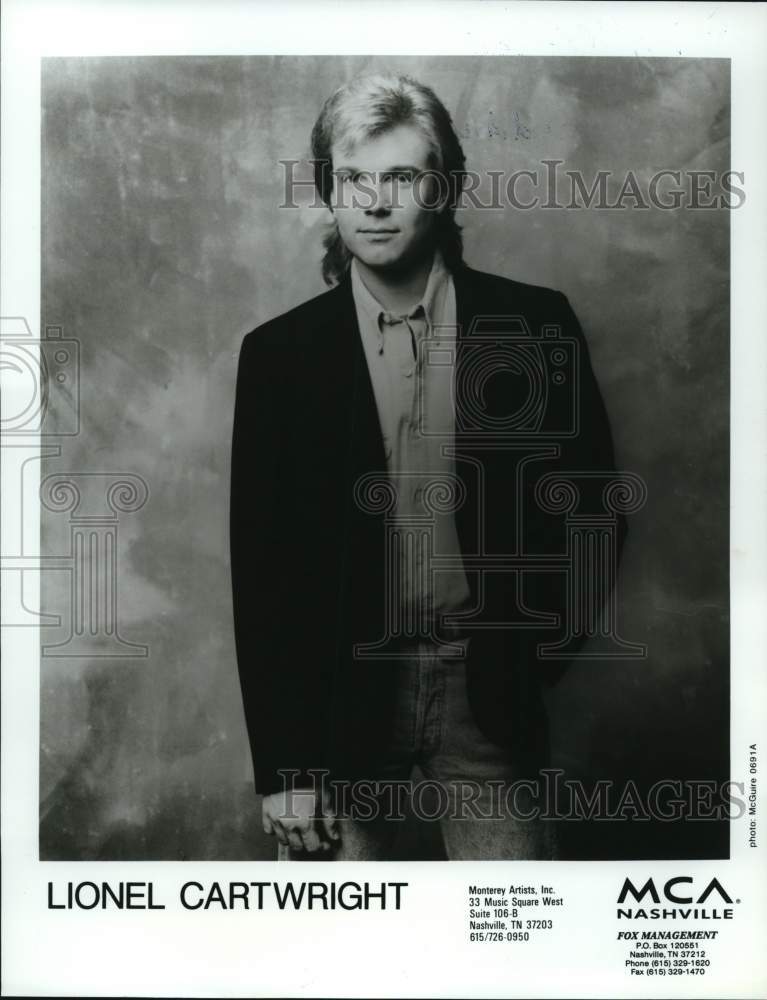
[329,124,444,273]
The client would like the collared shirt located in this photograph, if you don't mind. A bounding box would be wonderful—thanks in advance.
[351,252,471,637]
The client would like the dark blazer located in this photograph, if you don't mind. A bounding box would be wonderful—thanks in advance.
[230,265,625,795]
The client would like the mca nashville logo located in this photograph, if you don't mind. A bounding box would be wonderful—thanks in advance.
[617,877,737,920]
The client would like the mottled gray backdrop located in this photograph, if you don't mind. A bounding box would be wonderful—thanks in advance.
[40,55,730,859]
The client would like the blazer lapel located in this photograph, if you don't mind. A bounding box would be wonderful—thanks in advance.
[452,266,484,573]
[328,274,389,647]
[332,273,388,479]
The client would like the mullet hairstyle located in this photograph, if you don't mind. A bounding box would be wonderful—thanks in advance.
[310,73,467,286]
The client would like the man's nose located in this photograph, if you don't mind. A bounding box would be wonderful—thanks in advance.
[364,174,393,214]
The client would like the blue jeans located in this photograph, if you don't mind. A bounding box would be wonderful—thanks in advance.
[289,637,557,861]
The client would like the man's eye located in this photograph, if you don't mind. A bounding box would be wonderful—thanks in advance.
[335,172,362,185]
[385,171,415,184]
[346,172,372,187]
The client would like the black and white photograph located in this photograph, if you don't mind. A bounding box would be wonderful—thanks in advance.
[38,53,729,862]
[2,1,765,997]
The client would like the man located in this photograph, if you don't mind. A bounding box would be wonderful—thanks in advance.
[230,74,624,860]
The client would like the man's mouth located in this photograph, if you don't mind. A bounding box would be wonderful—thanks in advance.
[358,228,399,234]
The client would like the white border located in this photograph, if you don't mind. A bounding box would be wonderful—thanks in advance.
[2,1,766,997]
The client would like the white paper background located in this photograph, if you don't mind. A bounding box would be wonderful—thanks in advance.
[2,1,766,996]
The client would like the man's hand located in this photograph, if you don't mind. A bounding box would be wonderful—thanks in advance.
[262,788,339,854]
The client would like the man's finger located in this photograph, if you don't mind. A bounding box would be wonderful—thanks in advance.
[287,829,304,852]
[272,820,288,847]
[300,826,322,854]
[320,812,340,842]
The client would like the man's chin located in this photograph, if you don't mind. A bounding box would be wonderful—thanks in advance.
[353,246,432,275]
[354,249,404,271]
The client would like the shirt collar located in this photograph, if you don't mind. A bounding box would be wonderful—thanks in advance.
[351,250,449,331]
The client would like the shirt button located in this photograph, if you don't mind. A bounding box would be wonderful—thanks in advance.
[405,367,414,378]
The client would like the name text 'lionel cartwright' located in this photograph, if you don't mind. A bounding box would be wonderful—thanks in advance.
[48,880,408,911]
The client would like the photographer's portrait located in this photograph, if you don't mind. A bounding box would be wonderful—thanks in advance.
[40,55,730,863]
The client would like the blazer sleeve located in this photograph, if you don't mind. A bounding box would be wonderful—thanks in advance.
[525,292,628,685]
[230,330,318,796]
